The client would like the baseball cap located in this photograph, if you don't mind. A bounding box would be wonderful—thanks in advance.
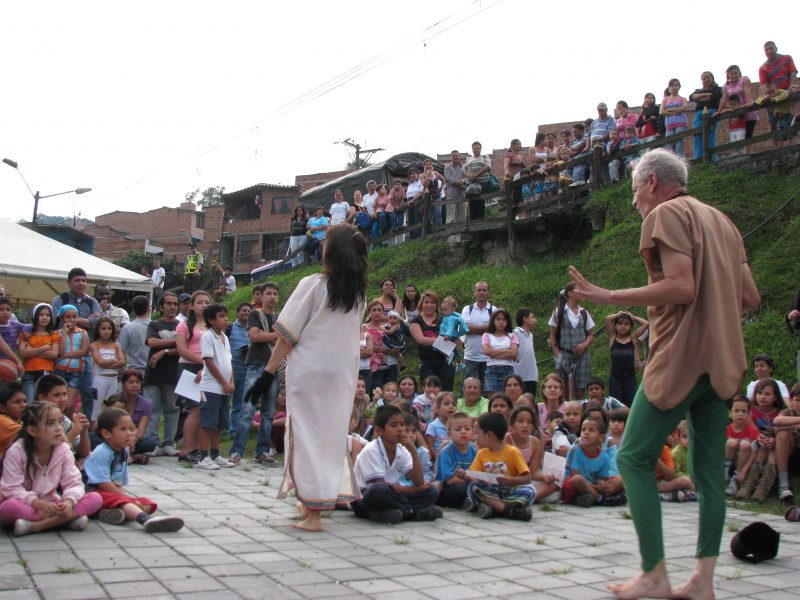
[178,293,191,302]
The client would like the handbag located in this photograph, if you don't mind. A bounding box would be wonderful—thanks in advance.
[485,173,501,193]
[465,183,482,197]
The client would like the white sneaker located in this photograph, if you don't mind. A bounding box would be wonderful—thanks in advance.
[214,456,236,468]
[725,479,739,497]
[161,445,180,457]
[151,446,165,457]
[195,457,220,470]
[569,180,586,187]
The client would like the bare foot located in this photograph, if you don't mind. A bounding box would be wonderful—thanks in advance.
[296,501,310,520]
[292,511,323,532]
[671,571,715,600]
[607,566,673,600]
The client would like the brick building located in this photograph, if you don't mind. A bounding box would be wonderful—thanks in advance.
[295,168,350,195]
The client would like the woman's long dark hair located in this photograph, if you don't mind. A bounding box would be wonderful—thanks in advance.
[186,291,209,342]
[33,304,55,334]
[324,224,368,312]
[402,285,419,311]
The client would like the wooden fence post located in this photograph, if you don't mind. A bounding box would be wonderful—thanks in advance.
[505,180,516,261]
[702,108,711,164]
[592,145,606,189]
[422,192,432,238]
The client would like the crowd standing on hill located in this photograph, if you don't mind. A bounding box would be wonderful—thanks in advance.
[0,41,799,599]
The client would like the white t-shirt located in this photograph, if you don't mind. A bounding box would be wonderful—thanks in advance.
[746,379,790,400]
[548,305,595,330]
[461,303,495,362]
[481,332,519,367]
[151,267,165,289]
[513,326,538,382]
[354,437,412,489]
[199,329,232,394]
[224,275,236,294]
[363,192,378,216]
[329,201,350,225]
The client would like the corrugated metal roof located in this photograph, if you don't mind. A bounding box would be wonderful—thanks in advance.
[223,183,299,199]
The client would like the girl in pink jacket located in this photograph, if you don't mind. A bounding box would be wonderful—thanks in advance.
[0,401,102,536]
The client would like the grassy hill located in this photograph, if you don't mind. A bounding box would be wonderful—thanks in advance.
[224,162,800,390]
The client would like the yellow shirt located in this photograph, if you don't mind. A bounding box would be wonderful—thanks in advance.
[469,444,530,477]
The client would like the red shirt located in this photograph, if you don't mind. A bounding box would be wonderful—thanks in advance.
[759,54,797,90]
[726,422,759,441]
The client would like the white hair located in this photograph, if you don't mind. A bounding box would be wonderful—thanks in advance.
[633,148,689,189]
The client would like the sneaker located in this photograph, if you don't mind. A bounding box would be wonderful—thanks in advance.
[161,445,180,457]
[178,451,200,464]
[255,453,275,464]
[214,455,236,468]
[228,453,241,465]
[574,493,595,508]
[368,509,403,524]
[268,448,278,457]
[604,492,627,506]
[539,491,561,504]
[779,484,794,502]
[412,506,443,522]
[68,515,89,531]
[509,505,533,521]
[569,180,586,188]
[476,504,494,519]
[151,446,166,457]
[98,508,126,525]
[674,490,686,502]
[143,515,184,534]
[462,498,477,513]
[725,479,739,497]
[683,490,697,502]
[131,452,151,465]
[13,519,31,537]
[195,457,220,470]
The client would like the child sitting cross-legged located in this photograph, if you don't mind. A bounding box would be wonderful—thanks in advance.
[434,411,477,508]
[663,421,697,501]
[401,413,434,483]
[83,407,184,533]
[775,384,800,503]
[553,400,583,456]
[424,391,457,462]
[351,405,443,524]
[0,401,102,536]
[506,405,560,503]
[457,412,536,521]
[724,396,759,497]
[562,417,622,507]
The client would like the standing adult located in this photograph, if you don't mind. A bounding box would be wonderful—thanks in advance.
[328,189,350,226]
[461,281,495,390]
[288,206,308,267]
[408,290,455,392]
[226,302,252,440]
[118,295,152,375]
[306,206,329,263]
[405,168,425,240]
[759,41,798,143]
[143,292,181,457]
[151,258,166,303]
[569,149,760,600]
[94,284,130,332]
[503,139,527,212]
[183,242,203,294]
[689,71,723,160]
[463,141,493,221]
[444,150,467,223]
[246,224,368,532]
[229,283,280,464]
[52,268,102,419]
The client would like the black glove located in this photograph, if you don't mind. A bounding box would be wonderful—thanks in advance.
[244,370,275,404]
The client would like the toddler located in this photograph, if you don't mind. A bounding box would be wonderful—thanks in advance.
[84,407,184,533]
[412,375,441,430]
[543,410,563,453]
[553,400,583,456]
[434,412,477,508]
[724,94,748,156]
[438,296,468,368]
[458,412,535,521]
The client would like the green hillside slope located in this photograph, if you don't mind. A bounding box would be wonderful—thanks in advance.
[226,163,800,389]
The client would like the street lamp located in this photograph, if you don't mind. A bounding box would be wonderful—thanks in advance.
[2,158,92,227]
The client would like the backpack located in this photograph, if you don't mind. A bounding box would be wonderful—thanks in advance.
[555,306,590,346]
[355,210,372,230]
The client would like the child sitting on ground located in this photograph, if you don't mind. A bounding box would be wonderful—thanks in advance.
[506,405,560,503]
[351,405,442,524]
[607,409,627,448]
[582,377,626,412]
[490,393,514,424]
[562,418,615,507]
[438,296,469,368]
[725,396,759,497]
[583,401,606,426]
[412,375,441,430]
[83,407,184,533]
[517,393,535,408]
[434,412,477,508]
[0,401,102,536]
[775,384,800,502]
[457,412,535,521]
[0,382,25,459]
[543,410,563,453]
[425,391,457,461]
[401,413,433,483]
[36,374,90,462]
[553,400,583,456]
[667,421,697,501]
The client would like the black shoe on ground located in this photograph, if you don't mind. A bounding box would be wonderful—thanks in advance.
[368,509,403,524]
[143,516,185,534]
[604,492,627,506]
[509,505,532,521]
[412,506,443,521]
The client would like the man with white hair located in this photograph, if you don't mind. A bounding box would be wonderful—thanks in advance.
[569,149,760,600]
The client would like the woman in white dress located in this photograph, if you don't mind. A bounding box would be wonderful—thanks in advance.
[246,224,367,531]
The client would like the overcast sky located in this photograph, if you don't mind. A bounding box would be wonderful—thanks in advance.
[1,0,795,223]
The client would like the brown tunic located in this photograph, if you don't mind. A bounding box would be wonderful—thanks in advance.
[639,195,748,410]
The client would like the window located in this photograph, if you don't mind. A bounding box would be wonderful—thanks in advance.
[262,234,289,261]
[271,197,292,215]
[236,235,259,261]
[195,212,205,229]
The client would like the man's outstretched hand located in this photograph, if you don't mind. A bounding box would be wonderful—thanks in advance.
[245,370,275,404]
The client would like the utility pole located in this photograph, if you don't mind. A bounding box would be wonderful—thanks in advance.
[336,138,384,169]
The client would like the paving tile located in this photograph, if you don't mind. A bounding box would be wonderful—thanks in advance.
[103,580,171,598]
[40,583,108,600]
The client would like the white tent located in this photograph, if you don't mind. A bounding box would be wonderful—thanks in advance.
[0,218,151,307]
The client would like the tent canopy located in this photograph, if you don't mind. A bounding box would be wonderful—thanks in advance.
[298,152,444,210]
[0,218,151,307]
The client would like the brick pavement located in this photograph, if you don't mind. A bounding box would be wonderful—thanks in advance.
[2,457,799,599]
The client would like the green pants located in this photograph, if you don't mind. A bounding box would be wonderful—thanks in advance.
[617,374,727,572]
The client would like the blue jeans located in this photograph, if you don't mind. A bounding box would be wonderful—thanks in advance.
[229,364,278,457]
[228,360,248,436]
[666,126,687,157]
[144,384,179,448]
[572,153,591,182]
[22,370,49,403]
[408,201,422,239]
[692,109,718,161]
[79,355,94,418]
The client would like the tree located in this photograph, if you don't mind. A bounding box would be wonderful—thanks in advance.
[346,158,372,170]
[185,186,225,210]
